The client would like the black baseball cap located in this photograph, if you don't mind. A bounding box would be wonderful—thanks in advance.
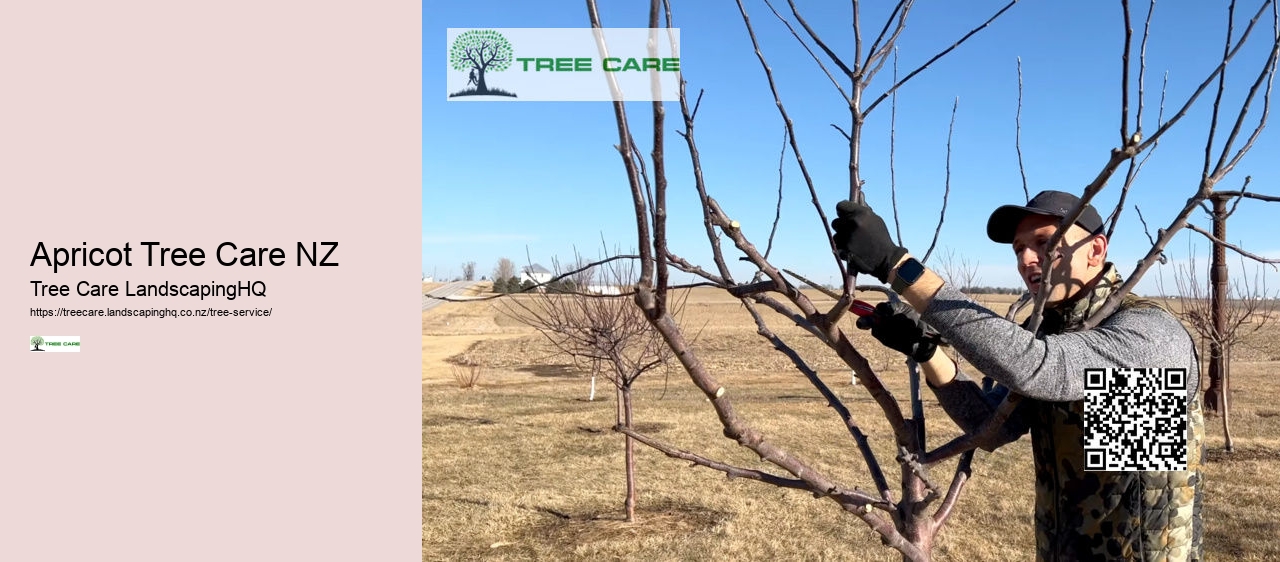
[986,190,1105,244]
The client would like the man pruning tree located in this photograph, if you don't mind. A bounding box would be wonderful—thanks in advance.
[832,190,1205,561]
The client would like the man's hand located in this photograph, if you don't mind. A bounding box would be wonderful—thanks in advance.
[855,301,939,362]
[831,200,908,283]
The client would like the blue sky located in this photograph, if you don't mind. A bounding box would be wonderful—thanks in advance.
[425,1,1279,295]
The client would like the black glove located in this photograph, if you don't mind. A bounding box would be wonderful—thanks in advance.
[831,200,908,283]
[855,301,939,362]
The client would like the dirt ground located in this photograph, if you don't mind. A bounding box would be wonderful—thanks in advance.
[423,284,1280,561]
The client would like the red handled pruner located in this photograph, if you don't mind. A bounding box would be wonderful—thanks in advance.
[849,299,877,317]
[849,298,947,346]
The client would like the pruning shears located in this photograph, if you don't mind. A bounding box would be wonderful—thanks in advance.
[849,298,947,346]
[849,299,877,318]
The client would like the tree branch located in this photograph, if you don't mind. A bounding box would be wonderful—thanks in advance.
[765,128,787,260]
[1015,56,1029,202]
[1137,0,1275,152]
[1107,71,1167,239]
[762,0,852,99]
[735,0,846,278]
[864,0,1020,116]
[862,0,912,84]
[920,97,958,264]
[890,48,904,246]
[743,301,894,503]
[587,0,655,295]
[1121,0,1134,144]
[1203,0,1238,183]
[1185,222,1280,267]
[1214,0,1279,178]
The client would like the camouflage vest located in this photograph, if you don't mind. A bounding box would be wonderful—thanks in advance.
[1022,264,1205,562]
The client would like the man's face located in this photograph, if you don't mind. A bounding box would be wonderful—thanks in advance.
[1011,214,1104,304]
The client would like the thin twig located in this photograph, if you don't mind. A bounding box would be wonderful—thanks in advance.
[1135,206,1160,248]
[920,97,958,264]
[864,1,909,73]
[764,0,852,98]
[765,128,787,260]
[1213,188,1280,202]
[1223,177,1253,219]
[864,0,1020,116]
[666,252,729,286]
[1203,0,1238,182]
[1121,0,1135,143]
[676,85,736,284]
[890,48,904,246]
[1107,70,1167,239]
[1214,0,1279,177]
[1137,0,1275,152]
[1185,223,1280,267]
[862,0,913,83]
[1015,57,1029,202]
[1135,0,1156,137]
[629,141,656,220]
[734,0,846,282]
[852,0,862,72]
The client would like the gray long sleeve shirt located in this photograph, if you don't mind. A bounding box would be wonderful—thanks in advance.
[918,283,1200,441]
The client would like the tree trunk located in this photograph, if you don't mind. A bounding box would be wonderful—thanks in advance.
[477,67,488,93]
[898,419,936,562]
[588,375,597,401]
[1204,197,1228,414]
[622,385,637,523]
[1223,347,1234,452]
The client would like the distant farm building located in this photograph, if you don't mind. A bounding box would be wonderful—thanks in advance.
[585,285,623,295]
[520,264,553,285]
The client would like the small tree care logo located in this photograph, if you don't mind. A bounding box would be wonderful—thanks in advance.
[449,30,517,98]
[29,335,80,352]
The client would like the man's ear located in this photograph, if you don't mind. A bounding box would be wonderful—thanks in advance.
[1088,234,1108,267]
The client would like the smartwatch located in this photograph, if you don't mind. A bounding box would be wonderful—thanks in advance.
[890,257,926,295]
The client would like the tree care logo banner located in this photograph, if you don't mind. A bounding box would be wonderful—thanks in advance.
[29,335,80,352]
[446,28,681,102]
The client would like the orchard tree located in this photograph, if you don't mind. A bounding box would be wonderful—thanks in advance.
[582,0,1280,560]
[501,255,680,523]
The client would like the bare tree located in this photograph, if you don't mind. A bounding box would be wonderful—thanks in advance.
[1159,246,1277,451]
[569,257,596,290]
[933,247,981,293]
[492,257,516,284]
[501,254,679,523]
[933,247,983,370]
[461,261,477,281]
[1184,188,1280,421]
[582,0,1278,560]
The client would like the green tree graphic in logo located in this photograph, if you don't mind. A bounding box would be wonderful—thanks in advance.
[30,336,45,351]
[449,30,517,98]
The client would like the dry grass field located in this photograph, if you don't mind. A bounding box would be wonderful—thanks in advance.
[423,283,1280,561]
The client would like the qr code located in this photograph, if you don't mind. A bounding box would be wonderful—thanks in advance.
[1083,367,1188,471]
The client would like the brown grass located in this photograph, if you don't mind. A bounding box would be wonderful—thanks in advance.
[423,288,1280,561]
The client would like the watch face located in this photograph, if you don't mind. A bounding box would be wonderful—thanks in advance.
[899,258,925,283]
